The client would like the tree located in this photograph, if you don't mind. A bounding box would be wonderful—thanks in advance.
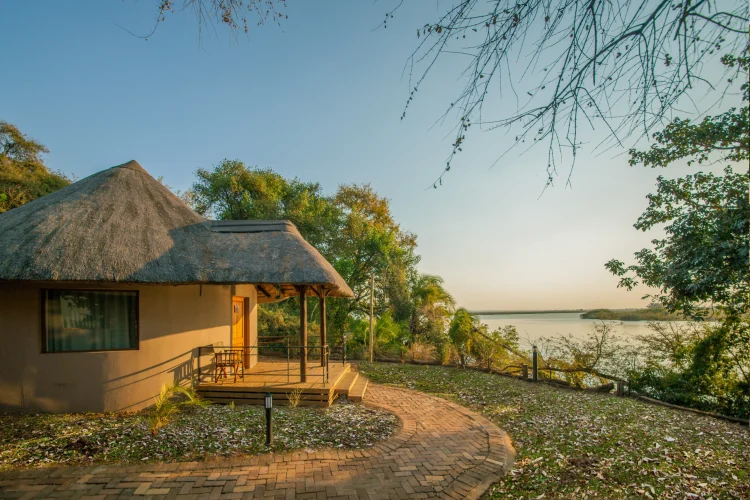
[329,184,419,321]
[404,274,455,360]
[605,52,749,322]
[448,308,479,367]
[474,325,521,371]
[387,1,749,187]
[0,121,69,213]
[604,54,749,418]
[606,168,749,320]
[189,159,338,249]
[630,321,749,417]
[186,160,421,347]
[372,310,411,361]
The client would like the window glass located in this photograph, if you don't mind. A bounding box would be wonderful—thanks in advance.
[44,290,138,352]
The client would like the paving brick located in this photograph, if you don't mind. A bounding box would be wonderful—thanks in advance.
[0,384,513,500]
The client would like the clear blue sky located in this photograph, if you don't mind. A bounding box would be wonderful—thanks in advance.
[0,1,727,310]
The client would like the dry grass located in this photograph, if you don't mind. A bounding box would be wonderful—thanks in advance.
[286,388,304,409]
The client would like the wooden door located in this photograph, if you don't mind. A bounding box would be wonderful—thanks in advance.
[232,297,245,351]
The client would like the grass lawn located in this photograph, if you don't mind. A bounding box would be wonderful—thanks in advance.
[0,401,397,471]
[358,362,750,500]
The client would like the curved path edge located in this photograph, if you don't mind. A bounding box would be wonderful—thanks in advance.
[364,384,516,499]
[0,383,515,499]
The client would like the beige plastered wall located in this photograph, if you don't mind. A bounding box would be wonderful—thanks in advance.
[0,282,258,413]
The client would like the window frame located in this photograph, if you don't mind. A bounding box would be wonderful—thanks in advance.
[40,288,140,354]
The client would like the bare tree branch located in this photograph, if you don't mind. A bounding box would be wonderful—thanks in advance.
[382,0,748,188]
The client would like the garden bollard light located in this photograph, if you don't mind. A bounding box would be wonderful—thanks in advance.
[264,392,273,446]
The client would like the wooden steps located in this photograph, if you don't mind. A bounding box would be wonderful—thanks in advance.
[334,372,359,396]
[332,365,369,403]
[348,376,369,403]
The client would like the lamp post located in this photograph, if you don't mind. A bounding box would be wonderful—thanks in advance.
[264,392,273,446]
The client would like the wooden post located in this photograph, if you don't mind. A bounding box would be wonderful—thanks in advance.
[522,364,528,380]
[616,381,625,397]
[532,345,538,382]
[368,274,374,363]
[319,293,326,367]
[299,285,308,383]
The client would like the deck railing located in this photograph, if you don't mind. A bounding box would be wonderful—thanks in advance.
[197,342,330,386]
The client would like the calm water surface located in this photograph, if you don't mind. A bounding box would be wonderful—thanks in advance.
[477,312,671,349]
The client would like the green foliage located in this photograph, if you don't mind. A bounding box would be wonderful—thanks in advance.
[406,275,455,345]
[473,325,521,370]
[329,183,419,322]
[607,55,749,322]
[604,165,750,416]
[186,160,421,351]
[629,53,749,169]
[147,383,210,436]
[606,53,749,419]
[581,308,684,321]
[631,322,749,419]
[189,159,337,249]
[606,168,749,321]
[0,121,69,213]
[258,302,299,339]
[373,310,404,346]
[448,308,478,367]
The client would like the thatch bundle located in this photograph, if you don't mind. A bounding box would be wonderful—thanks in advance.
[0,161,352,299]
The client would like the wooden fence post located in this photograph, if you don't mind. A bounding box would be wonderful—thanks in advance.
[616,381,625,397]
[522,364,528,380]
[532,346,538,382]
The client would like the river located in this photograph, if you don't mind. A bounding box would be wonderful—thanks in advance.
[477,312,667,349]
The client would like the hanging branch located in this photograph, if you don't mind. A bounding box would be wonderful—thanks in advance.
[386,0,748,188]
[119,0,287,41]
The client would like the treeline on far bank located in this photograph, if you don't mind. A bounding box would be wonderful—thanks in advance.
[581,308,686,321]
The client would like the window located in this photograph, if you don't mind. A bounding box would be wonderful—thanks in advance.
[43,290,138,352]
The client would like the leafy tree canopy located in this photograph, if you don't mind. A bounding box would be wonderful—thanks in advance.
[609,169,748,320]
[189,159,337,249]
[605,53,749,322]
[604,55,749,417]
[187,159,420,339]
[0,121,69,213]
[448,308,479,366]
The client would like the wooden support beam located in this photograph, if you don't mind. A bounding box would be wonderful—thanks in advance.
[320,294,327,367]
[256,285,272,298]
[299,285,308,383]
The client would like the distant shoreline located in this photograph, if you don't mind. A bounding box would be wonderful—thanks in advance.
[472,308,693,322]
[472,309,586,315]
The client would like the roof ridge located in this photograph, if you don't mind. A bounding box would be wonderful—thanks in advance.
[210,220,299,234]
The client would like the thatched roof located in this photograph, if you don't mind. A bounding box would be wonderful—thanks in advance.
[0,160,353,299]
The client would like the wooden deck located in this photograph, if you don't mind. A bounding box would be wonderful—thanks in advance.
[196,357,355,407]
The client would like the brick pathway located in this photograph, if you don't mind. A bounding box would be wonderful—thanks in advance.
[0,384,515,499]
